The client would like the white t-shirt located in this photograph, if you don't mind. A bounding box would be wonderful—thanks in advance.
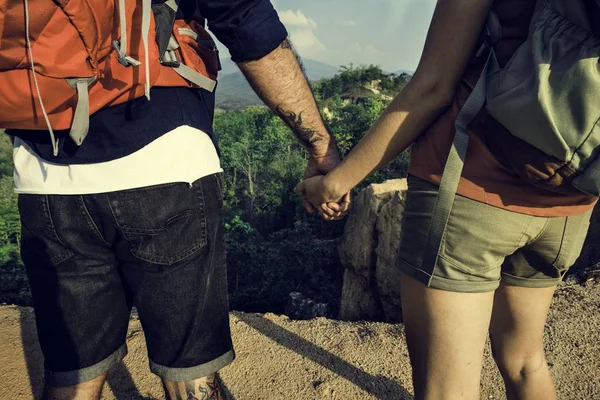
[13,125,222,195]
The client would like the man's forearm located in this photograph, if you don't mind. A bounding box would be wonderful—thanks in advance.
[237,39,333,155]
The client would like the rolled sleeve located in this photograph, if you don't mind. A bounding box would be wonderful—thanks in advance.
[196,0,288,63]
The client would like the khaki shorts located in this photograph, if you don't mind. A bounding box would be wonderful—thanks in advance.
[397,175,593,293]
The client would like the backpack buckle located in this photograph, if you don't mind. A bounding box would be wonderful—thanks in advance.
[161,49,181,68]
[112,40,141,67]
[160,36,181,67]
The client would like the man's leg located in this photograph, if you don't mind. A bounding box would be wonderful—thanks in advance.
[489,284,557,400]
[18,194,131,400]
[111,174,234,398]
[400,274,495,400]
[163,374,223,400]
[42,374,107,400]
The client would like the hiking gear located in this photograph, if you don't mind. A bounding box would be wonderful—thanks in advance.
[424,0,600,275]
[0,0,220,155]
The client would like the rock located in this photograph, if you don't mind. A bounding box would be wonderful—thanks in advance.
[285,292,329,320]
[338,179,407,322]
[375,190,406,322]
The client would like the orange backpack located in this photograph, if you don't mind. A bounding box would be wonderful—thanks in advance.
[0,0,220,155]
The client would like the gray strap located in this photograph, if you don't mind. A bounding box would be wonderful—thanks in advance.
[172,63,217,92]
[142,0,152,99]
[118,0,127,57]
[421,49,498,278]
[113,0,140,66]
[166,36,217,92]
[24,0,59,155]
[165,0,179,11]
[66,77,95,146]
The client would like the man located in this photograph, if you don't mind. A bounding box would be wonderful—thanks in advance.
[3,0,348,398]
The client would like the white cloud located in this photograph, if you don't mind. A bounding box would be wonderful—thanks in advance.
[279,10,318,30]
[289,29,327,57]
[278,9,326,59]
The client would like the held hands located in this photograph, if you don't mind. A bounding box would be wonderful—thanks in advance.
[295,175,351,221]
[300,138,351,221]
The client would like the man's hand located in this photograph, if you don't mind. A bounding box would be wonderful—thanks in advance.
[295,173,351,221]
[302,138,351,219]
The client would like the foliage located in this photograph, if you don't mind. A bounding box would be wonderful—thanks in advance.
[0,133,29,305]
[225,219,344,314]
[315,64,410,102]
[214,107,308,233]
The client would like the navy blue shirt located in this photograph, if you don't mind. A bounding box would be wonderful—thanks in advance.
[9,0,287,164]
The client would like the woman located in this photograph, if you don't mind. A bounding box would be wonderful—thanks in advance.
[296,0,596,399]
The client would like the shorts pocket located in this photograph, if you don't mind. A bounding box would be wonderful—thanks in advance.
[109,182,207,265]
[553,210,593,273]
[18,195,75,267]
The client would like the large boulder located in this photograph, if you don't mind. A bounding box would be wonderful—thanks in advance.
[338,179,407,322]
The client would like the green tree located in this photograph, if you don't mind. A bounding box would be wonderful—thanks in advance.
[214,107,306,231]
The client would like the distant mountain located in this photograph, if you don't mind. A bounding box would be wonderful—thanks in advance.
[299,59,339,81]
[219,58,240,76]
[215,58,339,110]
[214,59,414,110]
[216,72,262,111]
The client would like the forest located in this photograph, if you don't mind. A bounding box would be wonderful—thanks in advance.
[0,65,411,315]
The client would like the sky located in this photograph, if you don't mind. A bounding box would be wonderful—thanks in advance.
[214,0,437,72]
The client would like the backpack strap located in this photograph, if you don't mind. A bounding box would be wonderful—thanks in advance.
[141,0,152,100]
[165,35,217,92]
[421,15,501,280]
[66,77,97,146]
[23,0,59,155]
[113,0,141,67]
[153,0,180,65]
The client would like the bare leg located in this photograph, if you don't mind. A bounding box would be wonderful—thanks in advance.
[400,273,495,400]
[489,283,557,400]
[163,373,224,400]
[42,373,107,400]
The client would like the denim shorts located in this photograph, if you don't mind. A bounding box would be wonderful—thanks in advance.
[397,175,593,292]
[18,173,234,386]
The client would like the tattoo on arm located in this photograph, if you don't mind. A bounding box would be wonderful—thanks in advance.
[275,106,324,148]
[237,37,330,151]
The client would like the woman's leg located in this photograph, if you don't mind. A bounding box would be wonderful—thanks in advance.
[489,284,557,400]
[400,273,495,400]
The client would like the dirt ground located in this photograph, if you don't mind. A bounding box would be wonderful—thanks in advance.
[1,279,599,400]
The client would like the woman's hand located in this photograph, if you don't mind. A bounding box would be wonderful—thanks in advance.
[295,176,351,221]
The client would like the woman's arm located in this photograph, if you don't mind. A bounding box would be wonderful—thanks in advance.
[298,0,494,204]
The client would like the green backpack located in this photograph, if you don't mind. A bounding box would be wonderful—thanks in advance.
[424,0,600,272]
